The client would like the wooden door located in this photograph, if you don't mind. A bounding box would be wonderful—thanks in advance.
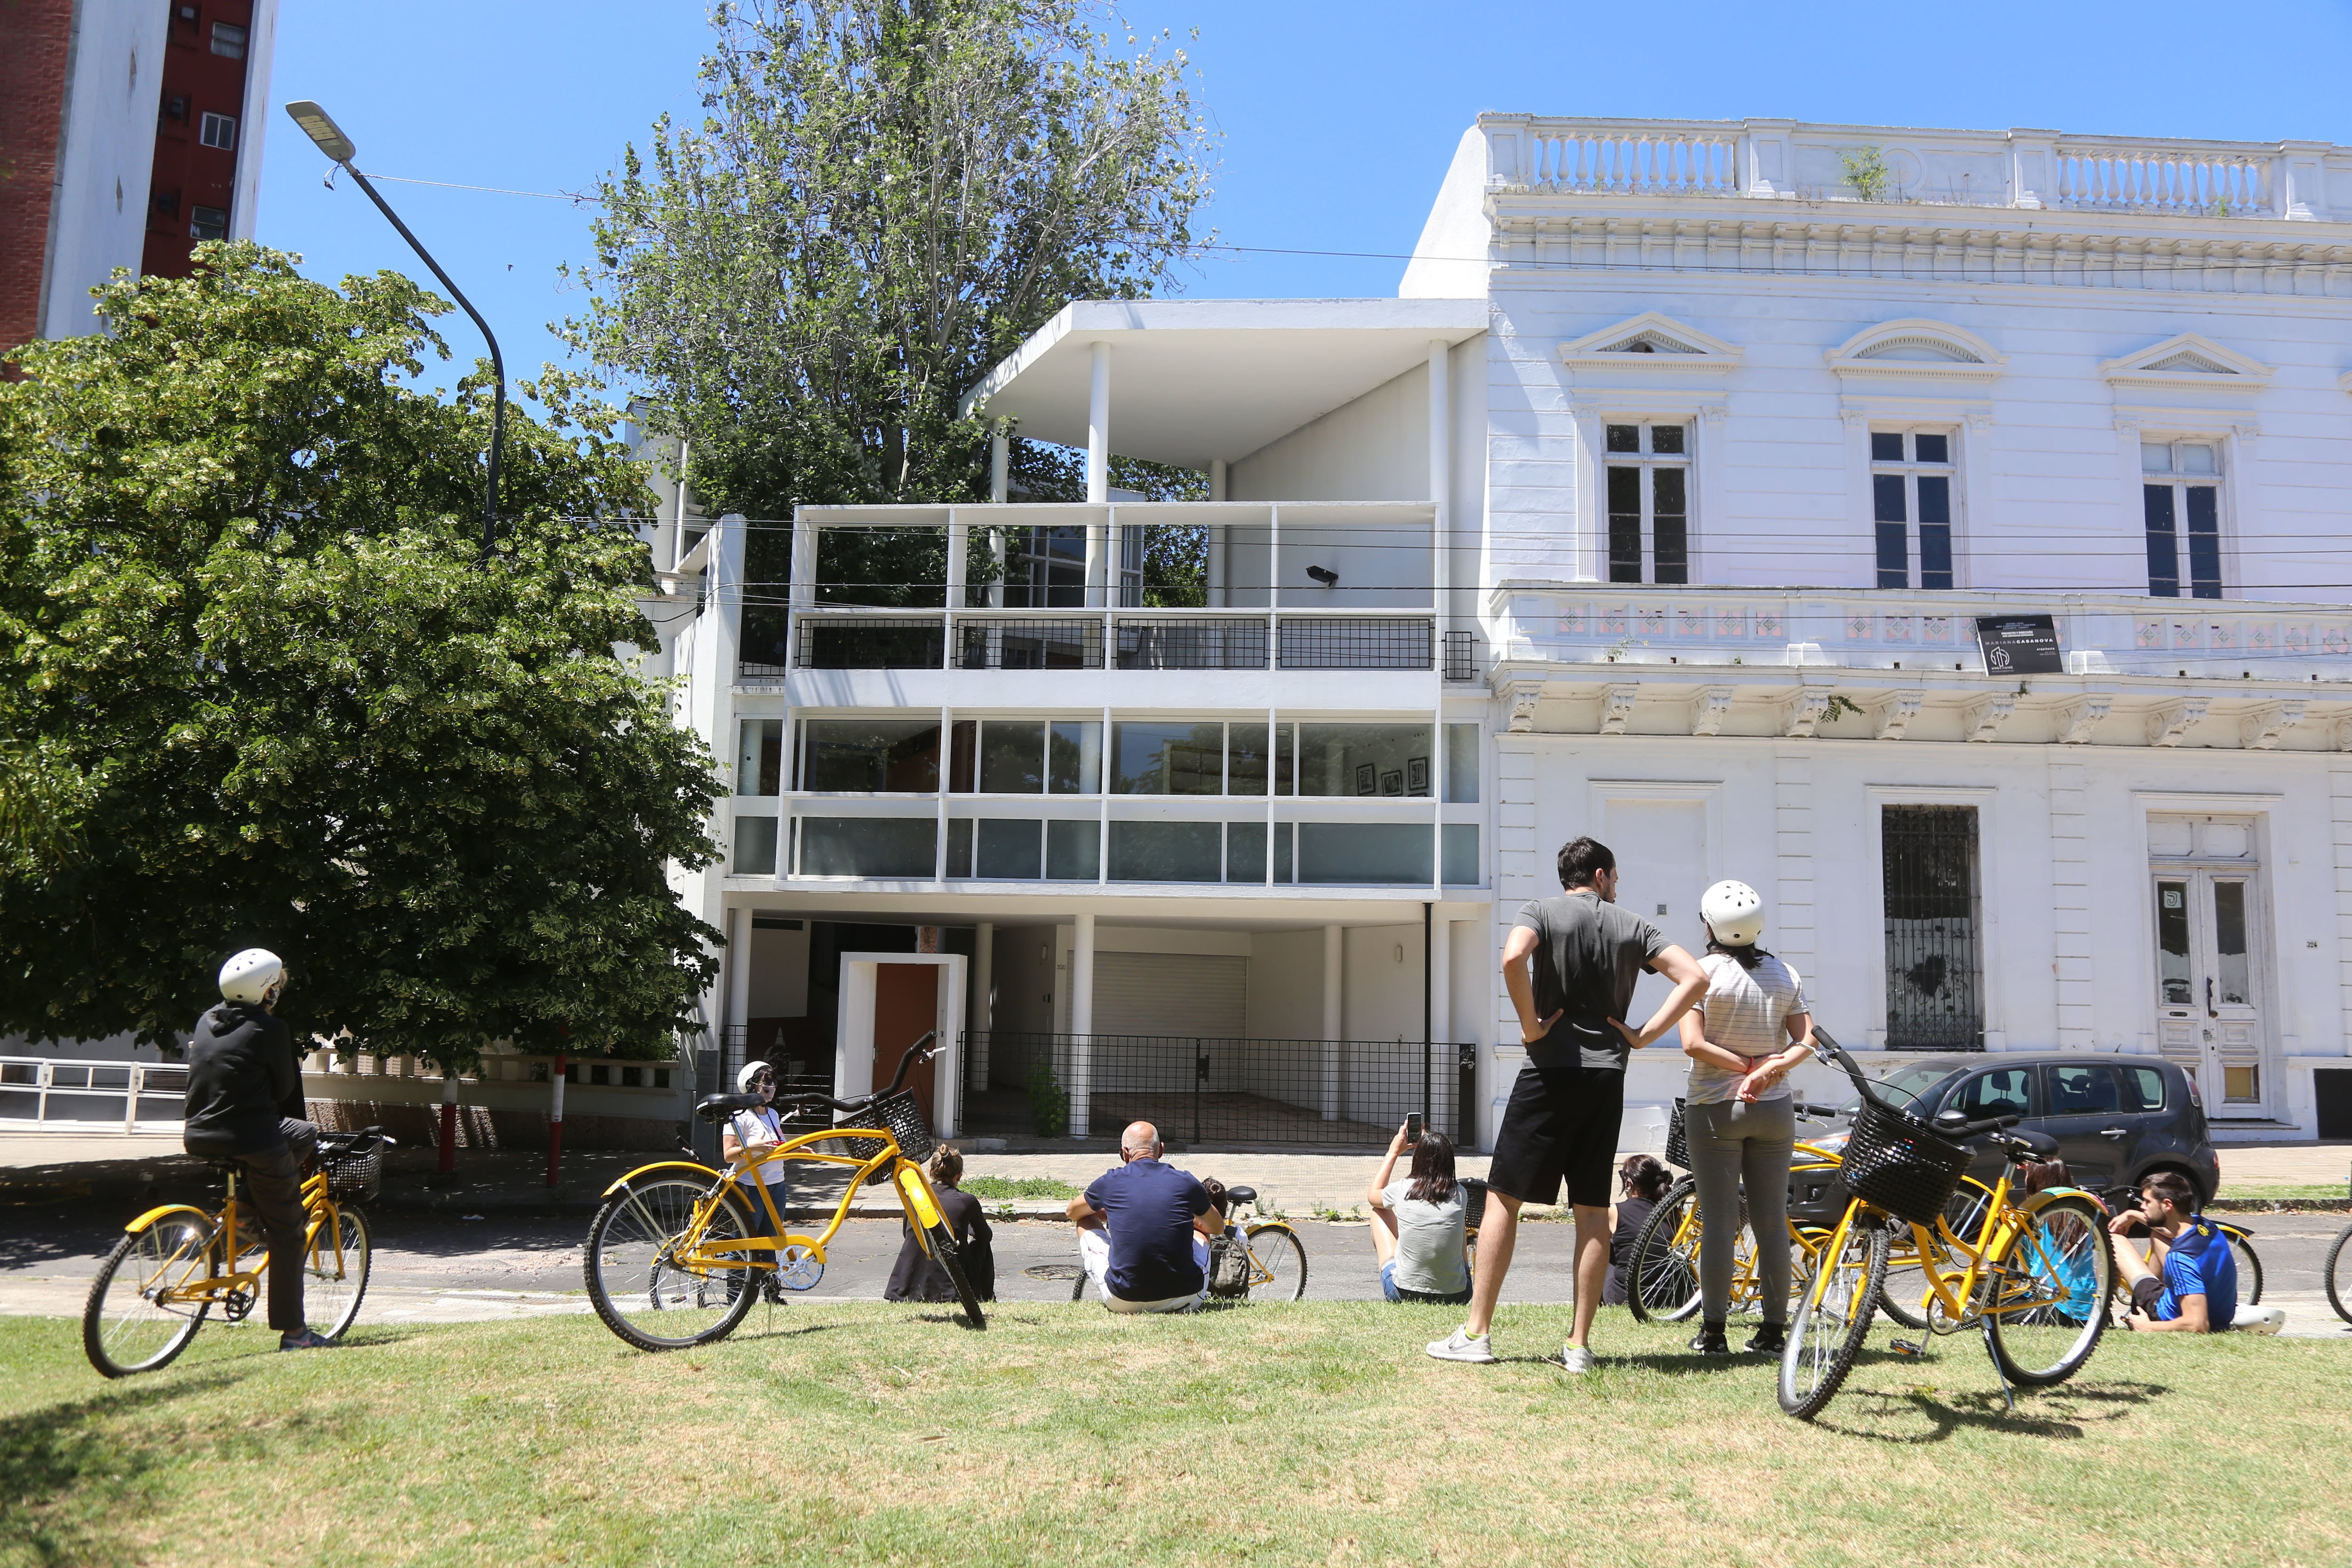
[874,963,940,1106]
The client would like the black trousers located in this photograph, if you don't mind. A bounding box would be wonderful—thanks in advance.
[233,1119,318,1334]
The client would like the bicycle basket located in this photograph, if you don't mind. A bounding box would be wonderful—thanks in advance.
[322,1147,381,1204]
[835,1090,935,1184]
[1664,1098,1690,1170]
[1841,1098,1971,1227]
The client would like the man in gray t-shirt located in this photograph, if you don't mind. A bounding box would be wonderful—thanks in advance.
[1426,836,1706,1373]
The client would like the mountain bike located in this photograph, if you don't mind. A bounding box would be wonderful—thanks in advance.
[583,1033,983,1351]
[82,1127,389,1377]
[1779,1035,2115,1420]
[1062,1186,1308,1304]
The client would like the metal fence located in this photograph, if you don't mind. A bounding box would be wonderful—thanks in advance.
[957,618,1104,670]
[719,1025,836,1130]
[959,1031,1469,1147]
[1115,617,1270,671]
[796,616,947,669]
[1277,617,1432,670]
[0,1057,190,1132]
[1443,629,1476,682]
[1881,803,1986,1050]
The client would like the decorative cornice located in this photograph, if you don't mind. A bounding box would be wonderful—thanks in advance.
[2057,695,2113,745]
[1690,686,1733,737]
[2148,699,2209,747]
[1599,684,1639,735]
[1963,694,2016,742]
[2241,702,2306,750]
[1826,319,2009,385]
[1559,311,1745,370]
[1507,683,1542,734]
[1784,691,1831,739]
[2099,332,2273,393]
[1875,691,1923,740]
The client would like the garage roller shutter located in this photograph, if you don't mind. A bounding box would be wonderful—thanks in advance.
[1093,953,1248,1039]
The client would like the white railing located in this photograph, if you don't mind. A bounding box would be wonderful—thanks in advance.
[1523,126,1740,196]
[0,1056,189,1134]
[2053,144,2270,215]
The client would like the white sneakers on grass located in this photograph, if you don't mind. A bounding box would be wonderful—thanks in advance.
[1423,1326,1599,1373]
[1560,1345,1595,1374]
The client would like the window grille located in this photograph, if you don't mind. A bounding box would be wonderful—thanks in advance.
[956,618,1103,669]
[1277,617,1432,669]
[795,617,944,669]
[1442,629,1476,682]
[1870,430,1956,589]
[1115,617,1267,670]
[1604,422,1689,584]
[1882,805,1984,1051]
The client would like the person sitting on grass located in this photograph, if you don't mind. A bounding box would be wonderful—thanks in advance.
[1601,1154,1673,1307]
[885,1144,995,1304]
[2107,1170,2236,1333]
[1366,1122,1472,1306]
[1066,1120,1224,1313]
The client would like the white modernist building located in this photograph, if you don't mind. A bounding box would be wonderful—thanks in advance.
[645,116,2352,1151]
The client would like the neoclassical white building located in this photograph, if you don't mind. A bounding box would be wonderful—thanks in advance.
[644,116,2352,1150]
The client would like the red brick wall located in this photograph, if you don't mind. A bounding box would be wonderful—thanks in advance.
[145,0,253,280]
[0,0,77,356]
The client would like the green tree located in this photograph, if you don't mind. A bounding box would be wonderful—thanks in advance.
[565,0,1215,621]
[0,242,722,1063]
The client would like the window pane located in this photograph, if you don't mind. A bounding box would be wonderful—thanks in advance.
[948,719,976,792]
[1048,720,1100,794]
[2213,881,2250,1004]
[1275,724,1294,798]
[1916,475,1950,527]
[1297,823,1433,884]
[1227,723,1269,797]
[1648,424,1685,455]
[2186,486,2221,600]
[1651,468,1687,584]
[1108,821,1222,882]
[1607,467,1642,583]
[1870,431,1904,462]
[731,814,779,876]
[1295,724,1432,798]
[976,819,1041,879]
[1950,1069,2033,1117]
[1111,722,1224,795]
[2122,1067,2167,1113]
[738,718,782,796]
[1919,524,1953,591]
[1044,819,1098,880]
[2156,879,2192,1004]
[2142,441,2172,474]
[211,21,247,56]
[1605,424,1640,453]
[1875,521,1909,589]
[978,720,1045,793]
[1442,823,1480,885]
[1444,723,1480,804]
[801,720,940,792]
[2143,486,2180,598]
[2045,1064,2119,1114]
[1274,822,1294,883]
[945,819,974,877]
[1872,473,1907,524]
[1226,821,1266,883]
[2182,442,2217,476]
[797,817,935,877]
[1913,432,1949,465]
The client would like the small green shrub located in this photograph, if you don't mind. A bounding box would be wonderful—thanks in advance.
[1840,145,1891,201]
[1027,1057,1068,1139]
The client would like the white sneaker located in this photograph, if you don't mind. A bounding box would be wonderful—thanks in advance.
[1561,1345,1597,1374]
[1425,1326,1497,1364]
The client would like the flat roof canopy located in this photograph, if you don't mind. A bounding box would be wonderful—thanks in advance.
[959,298,1488,470]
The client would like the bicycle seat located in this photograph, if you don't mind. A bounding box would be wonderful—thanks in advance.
[695,1092,764,1123]
[1992,1128,2060,1160]
[1223,1185,1258,1209]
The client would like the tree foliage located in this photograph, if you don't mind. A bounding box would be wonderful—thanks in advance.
[0,243,721,1062]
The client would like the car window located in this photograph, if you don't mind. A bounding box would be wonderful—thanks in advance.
[1947,1067,2034,1118]
[2120,1067,2167,1114]
[2043,1064,2120,1115]
[1876,1064,1963,1114]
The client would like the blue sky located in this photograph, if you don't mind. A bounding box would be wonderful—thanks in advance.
[257,0,2352,409]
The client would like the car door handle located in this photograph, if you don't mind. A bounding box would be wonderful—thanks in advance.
[2099,1127,2129,1138]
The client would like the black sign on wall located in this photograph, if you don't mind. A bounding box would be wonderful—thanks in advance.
[1974,614,2064,676]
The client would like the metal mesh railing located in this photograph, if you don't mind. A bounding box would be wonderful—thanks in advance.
[1277,617,1433,670]
[956,618,1104,670]
[959,1031,1469,1147]
[796,616,946,669]
[1443,629,1476,682]
[1114,617,1269,670]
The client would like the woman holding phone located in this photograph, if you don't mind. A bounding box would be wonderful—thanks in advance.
[1366,1117,1473,1305]
[1678,881,1815,1357]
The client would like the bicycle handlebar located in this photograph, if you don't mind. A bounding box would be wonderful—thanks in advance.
[774,1031,942,1118]
[1792,1100,1843,1120]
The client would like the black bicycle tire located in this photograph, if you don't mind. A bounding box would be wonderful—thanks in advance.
[1778,1215,1888,1421]
[2326,1223,2352,1326]
[1624,1176,1699,1325]
[310,1204,372,1341]
[82,1220,215,1379]
[926,1224,987,1329]
[582,1180,758,1353]
[1982,1194,2114,1388]
[2218,1225,2263,1306]
[1071,1263,1089,1302]
[1243,1222,1309,1302]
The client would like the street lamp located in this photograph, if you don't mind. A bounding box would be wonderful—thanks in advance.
[284,99,505,557]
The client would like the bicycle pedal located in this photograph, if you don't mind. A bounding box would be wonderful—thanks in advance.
[1889,1338,1924,1357]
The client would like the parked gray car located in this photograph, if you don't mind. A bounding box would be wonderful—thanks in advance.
[1790,1052,2220,1224]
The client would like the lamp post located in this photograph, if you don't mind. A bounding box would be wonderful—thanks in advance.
[284,100,505,556]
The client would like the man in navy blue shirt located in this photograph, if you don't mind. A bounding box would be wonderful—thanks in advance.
[1066,1121,1225,1313]
[2108,1170,2237,1332]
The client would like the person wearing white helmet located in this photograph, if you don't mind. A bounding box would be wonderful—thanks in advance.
[1677,880,1817,1358]
[182,948,334,1351]
[720,1060,794,1304]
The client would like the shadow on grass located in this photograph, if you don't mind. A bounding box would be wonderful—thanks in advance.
[0,1368,248,1568]
[1811,1379,2167,1444]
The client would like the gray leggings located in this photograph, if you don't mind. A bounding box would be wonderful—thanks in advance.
[1687,1096,1796,1326]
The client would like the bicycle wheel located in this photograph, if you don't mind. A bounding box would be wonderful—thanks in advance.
[1879,1178,1995,1331]
[1778,1212,1887,1421]
[1982,1194,2114,1387]
[2326,1223,2352,1326]
[925,1224,987,1329]
[583,1176,758,1352]
[1243,1223,1308,1302]
[2221,1226,2262,1306]
[83,1217,216,1378]
[1625,1178,1698,1324]
[304,1204,372,1340]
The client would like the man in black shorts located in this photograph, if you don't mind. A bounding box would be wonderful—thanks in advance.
[1427,836,1705,1371]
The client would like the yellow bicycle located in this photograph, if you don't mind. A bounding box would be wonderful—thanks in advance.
[1779,1036,2115,1420]
[82,1127,389,1377]
[1623,1101,1850,1323]
[583,1033,984,1350]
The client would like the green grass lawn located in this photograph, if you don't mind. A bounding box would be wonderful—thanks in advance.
[958,1175,1081,1201]
[5,1302,2348,1568]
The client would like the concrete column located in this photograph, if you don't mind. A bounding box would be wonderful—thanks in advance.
[724,906,751,1075]
[1085,341,1110,503]
[1069,912,1096,1138]
[1428,339,1450,633]
[990,432,1009,502]
[1321,924,1343,1121]
[1207,459,1230,609]
[945,510,968,613]
[1209,457,1227,501]
[1429,912,1453,1130]
[972,922,995,1091]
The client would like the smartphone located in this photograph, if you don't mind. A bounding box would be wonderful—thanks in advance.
[1404,1112,1423,1146]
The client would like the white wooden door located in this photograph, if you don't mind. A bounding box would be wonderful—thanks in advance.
[2152,870,2267,1115]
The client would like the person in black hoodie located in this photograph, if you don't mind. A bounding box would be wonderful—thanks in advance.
[884,1145,994,1304]
[182,948,333,1351]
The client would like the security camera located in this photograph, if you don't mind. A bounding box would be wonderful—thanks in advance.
[1305,565,1339,586]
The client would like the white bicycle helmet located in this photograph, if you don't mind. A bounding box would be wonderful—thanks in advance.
[1699,880,1767,947]
[218,948,286,1005]
[736,1059,777,1094]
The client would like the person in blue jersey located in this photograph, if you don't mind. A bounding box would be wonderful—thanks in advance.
[1065,1121,1224,1313]
[2107,1170,2237,1332]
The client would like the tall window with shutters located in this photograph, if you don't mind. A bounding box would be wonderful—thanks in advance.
[1870,430,1955,589]
[2143,439,2223,599]
[1604,422,1690,584]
